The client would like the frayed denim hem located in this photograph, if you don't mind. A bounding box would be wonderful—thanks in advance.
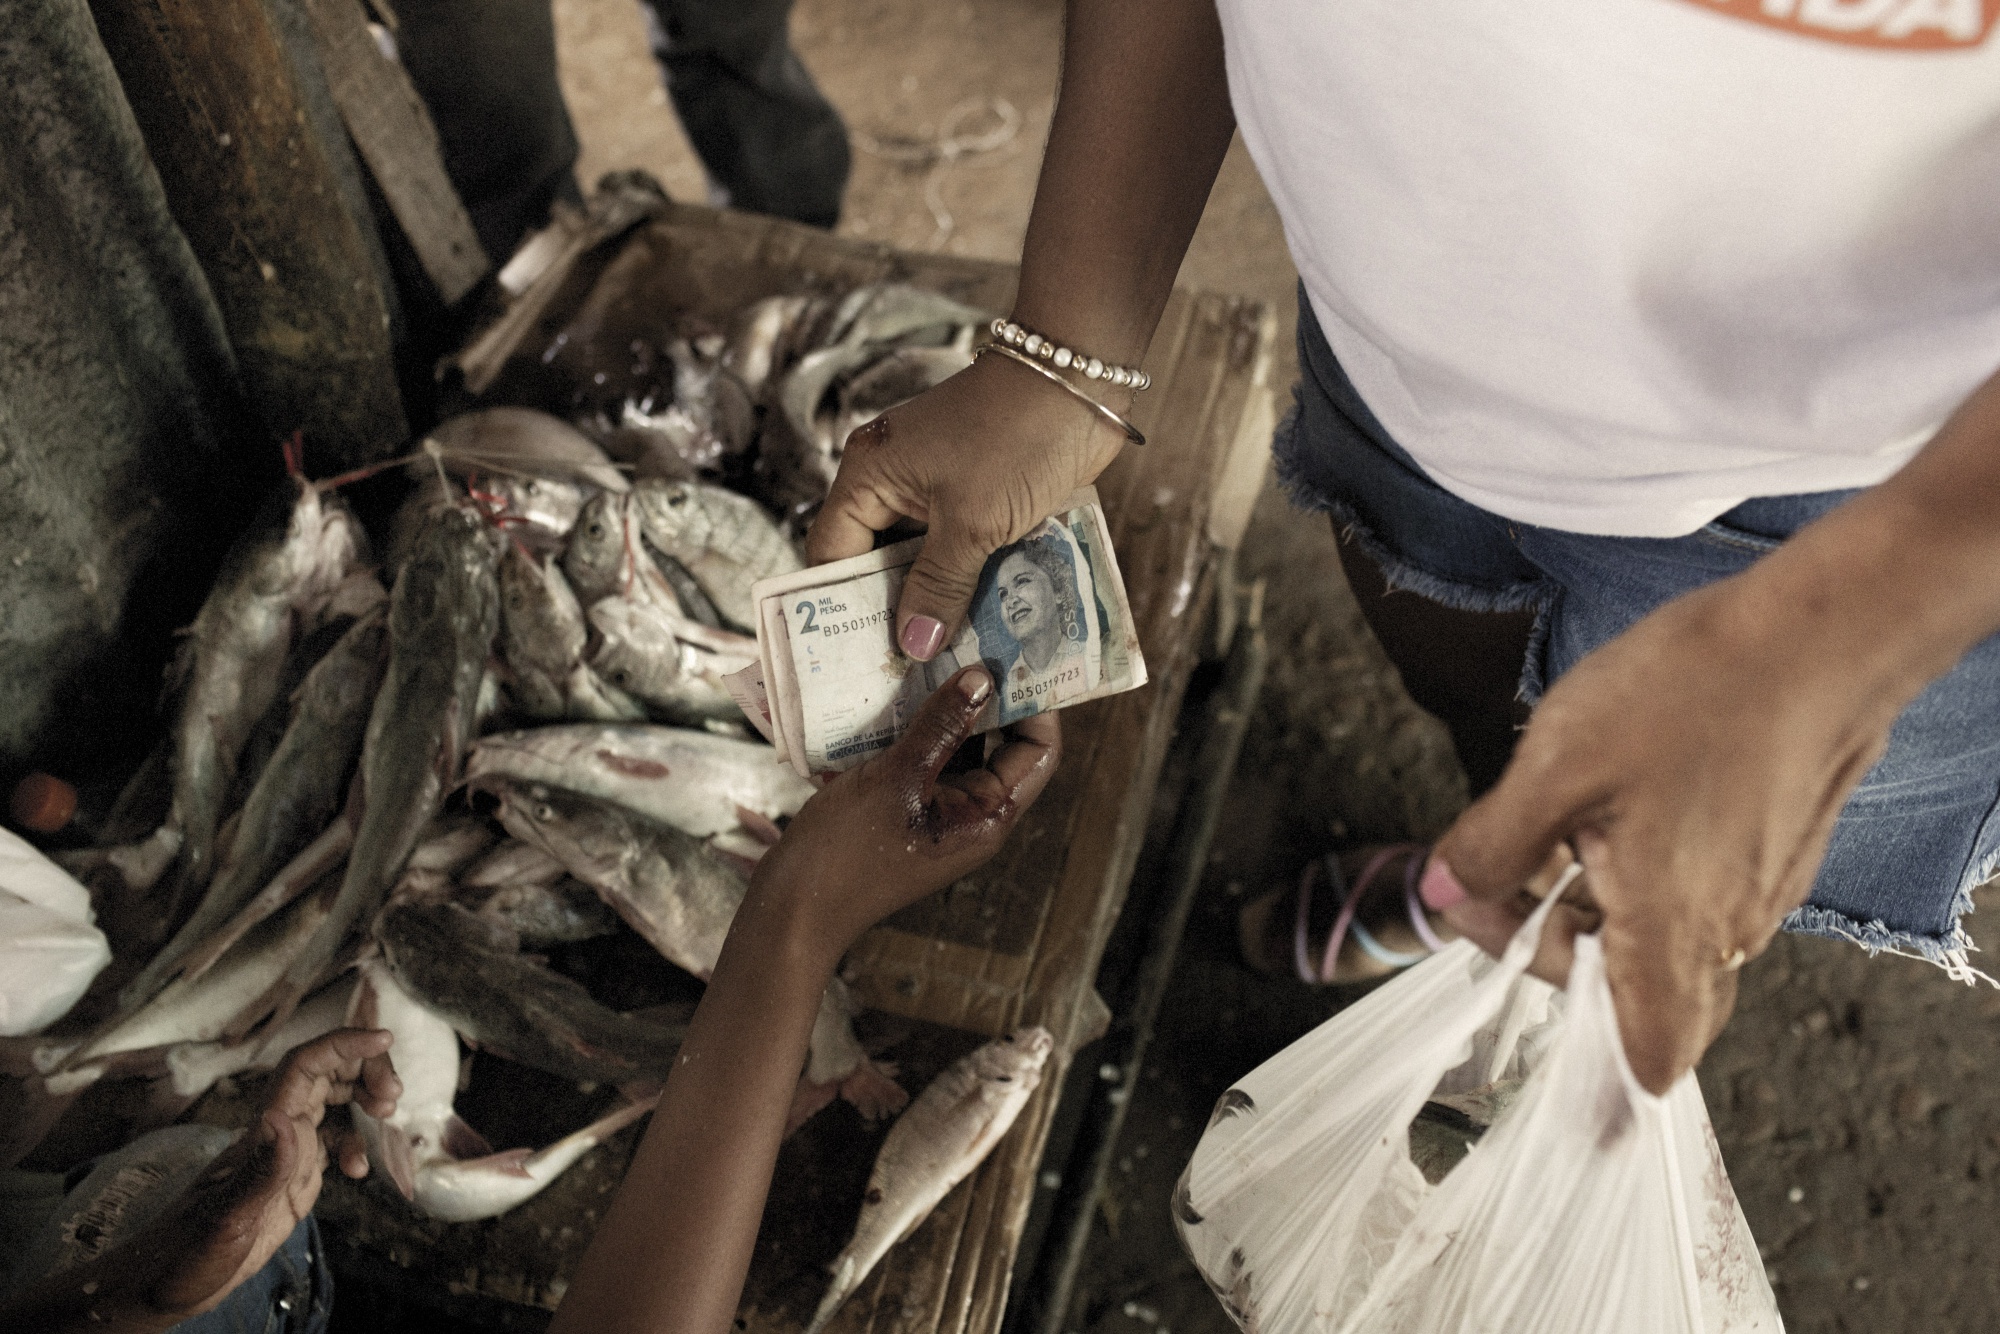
[1272,400,1555,706]
[1780,849,1996,987]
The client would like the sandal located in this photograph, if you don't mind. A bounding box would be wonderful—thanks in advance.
[1239,843,1452,985]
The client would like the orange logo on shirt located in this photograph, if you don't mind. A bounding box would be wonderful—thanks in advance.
[1679,0,1997,48]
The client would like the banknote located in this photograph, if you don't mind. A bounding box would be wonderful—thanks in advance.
[732,488,1146,776]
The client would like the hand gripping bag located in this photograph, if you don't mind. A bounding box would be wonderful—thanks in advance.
[1174,889,1781,1333]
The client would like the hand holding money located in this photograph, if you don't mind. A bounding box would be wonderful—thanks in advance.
[729,489,1146,776]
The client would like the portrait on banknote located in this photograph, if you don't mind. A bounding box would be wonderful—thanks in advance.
[969,518,1104,724]
[741,488,1145,776]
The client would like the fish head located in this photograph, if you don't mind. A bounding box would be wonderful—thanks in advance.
[481,779,631,885]
[634,479,717,556]
[500,544,586,653]
[972,1027,1055,1091]
[564,490,632,599]
[487,473,586,544]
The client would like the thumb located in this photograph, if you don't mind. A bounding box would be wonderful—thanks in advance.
[897,527,994,662]
[882,667,995,792]
[1428,744,1592,909]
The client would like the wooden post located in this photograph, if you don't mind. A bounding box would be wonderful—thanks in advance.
[90,0,409,472]
[302,0,488,306]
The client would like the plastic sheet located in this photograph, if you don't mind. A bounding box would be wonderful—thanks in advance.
[0,827,111,1036]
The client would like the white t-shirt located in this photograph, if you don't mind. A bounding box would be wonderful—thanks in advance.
[1216,0,2000,536]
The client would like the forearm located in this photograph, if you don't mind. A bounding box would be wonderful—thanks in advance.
[547,881,838,1334]
[1012,0,1236,365]
[1734,365,2000,705]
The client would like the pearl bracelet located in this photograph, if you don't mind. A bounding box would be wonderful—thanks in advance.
[988,318,1151,392]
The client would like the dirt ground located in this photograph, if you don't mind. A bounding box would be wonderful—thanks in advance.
[550,2,2000,1331]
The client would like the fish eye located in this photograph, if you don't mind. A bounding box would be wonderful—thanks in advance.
[668,493,686,508]
[536,804,555,822]
[587,522,604,537]
[611,670,628,684]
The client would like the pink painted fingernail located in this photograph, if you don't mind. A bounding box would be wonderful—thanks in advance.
[901,615,946,661]
[960,667,993,705]
[1419,856,1467,911]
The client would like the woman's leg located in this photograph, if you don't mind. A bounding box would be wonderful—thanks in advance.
[1333,523,1533,797]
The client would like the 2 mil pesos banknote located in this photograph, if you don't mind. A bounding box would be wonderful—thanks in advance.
[727,488,1146,777]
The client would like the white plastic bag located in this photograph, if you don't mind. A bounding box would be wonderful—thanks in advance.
[1175,891,1781,1334]
[0,827,111,1036]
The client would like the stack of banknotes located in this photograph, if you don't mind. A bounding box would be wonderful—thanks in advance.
[725,489,1147,777]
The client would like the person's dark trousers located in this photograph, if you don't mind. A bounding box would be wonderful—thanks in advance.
[638,0,850,228]
[392,0,585,264]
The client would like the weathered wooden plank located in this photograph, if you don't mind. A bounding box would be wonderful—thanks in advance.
[91,0,408,472]
[301,0,487,304]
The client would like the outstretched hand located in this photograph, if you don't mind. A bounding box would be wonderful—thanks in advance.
[753,665,1062,956]
[144,1029,400,1319]
[805,355,1127,661]
[1425,570,1904,1095]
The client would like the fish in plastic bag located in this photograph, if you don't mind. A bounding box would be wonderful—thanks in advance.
[1174,886,1782,1334]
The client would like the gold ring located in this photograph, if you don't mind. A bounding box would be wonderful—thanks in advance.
[1719,946,1747,971]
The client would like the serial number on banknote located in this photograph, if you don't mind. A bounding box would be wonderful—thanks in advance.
[792,598,893,639]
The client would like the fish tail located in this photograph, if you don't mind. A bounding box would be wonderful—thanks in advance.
[804,1257,857,1334]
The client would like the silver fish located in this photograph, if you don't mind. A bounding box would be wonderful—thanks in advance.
[460,838,568,891]
[499,544,589,720]
[587,596,746,725]
[466,876,622,945]
[807,1028,1054,1334]
[615,339,756,473]
[485,782,900,1118]
[374,901,685,1086]
[347,958,654,1222]
[55,880,342,1082]
[723,294,823,396]
[564,661,651,722]
[159,975,357,1110]
[162,477,366,900]
[463,723,813,838]
[562,490,645,606]
[629,479,801,630]
[118,608,386,1014]
[250,505,499,1035]
[426,406,628,494]
[486,473,591,547]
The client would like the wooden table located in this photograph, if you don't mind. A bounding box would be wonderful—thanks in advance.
[313,200,1277,1332]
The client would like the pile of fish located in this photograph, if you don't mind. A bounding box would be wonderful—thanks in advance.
[3,283,1050,1243]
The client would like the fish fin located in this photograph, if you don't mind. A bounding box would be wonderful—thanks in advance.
[733,804,784,847]
[442,1113,495,1161]
[839,1061,909,1122]
[376,1122,419,1199]
[785,1076,840,1137]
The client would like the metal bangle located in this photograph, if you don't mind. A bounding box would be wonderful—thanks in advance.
[979,344,1146,446]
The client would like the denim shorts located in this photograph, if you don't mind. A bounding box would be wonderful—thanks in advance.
[1275,289,2000,978]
